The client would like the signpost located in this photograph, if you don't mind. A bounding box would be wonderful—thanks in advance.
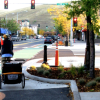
[57,3,69,5]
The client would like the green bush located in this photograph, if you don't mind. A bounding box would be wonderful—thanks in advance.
[78,78,86,85]
[68,65,78,76]
[58,72,65,78]
[86,80,97,87]
[48,69,52,73]
[37,67,45,75]
[78,65,84,74]
[43,70,50,76]
[57,66,64,72]
[95,77,100,82]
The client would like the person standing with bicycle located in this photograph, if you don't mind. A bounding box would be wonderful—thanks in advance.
[1,34,13,66]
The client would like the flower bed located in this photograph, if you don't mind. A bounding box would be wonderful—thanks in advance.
[27,65,100,92]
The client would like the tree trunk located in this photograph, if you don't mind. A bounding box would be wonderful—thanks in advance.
[85,15,95,78]
[89,28,95,78]
[84,16,90,70]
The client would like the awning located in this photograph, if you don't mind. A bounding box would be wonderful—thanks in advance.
[0,28,11,34]
[0,28,6,34]
[82,29,87,32]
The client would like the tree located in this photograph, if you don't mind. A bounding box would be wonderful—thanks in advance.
[39,29,45,35]
[64,0,100,78]
[0,19,6,28]
[21,27,29,35]
[20,27,35,36]
[7,19,20,33]
[48,5,87,44]
[48,6,71,42]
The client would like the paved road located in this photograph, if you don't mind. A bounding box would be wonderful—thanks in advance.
[2,88,72,100]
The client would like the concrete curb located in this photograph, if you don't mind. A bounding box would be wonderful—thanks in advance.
[23,65,81,100]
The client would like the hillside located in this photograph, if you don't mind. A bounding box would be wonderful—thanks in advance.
[0,4,65,30]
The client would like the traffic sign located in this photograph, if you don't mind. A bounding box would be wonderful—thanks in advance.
[57,3,69,5]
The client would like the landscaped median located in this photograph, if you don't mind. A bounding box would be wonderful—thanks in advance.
[23,62,100,100]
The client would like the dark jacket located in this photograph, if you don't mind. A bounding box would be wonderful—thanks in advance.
[1,38,13,56]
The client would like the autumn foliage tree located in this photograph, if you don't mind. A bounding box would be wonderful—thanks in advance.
[39,29,45,35]
[48,5,87,42]
[20,27,35,36]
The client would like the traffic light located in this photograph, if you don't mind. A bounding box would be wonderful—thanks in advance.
[73,17,77,27]
[4,0,8,9]
[31,0,35,9]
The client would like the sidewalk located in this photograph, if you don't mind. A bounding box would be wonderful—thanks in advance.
[22,39,100,100]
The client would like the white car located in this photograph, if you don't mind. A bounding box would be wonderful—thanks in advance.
[11,35,20,41]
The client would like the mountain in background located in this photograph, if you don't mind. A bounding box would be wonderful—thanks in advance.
[0,4,65,30]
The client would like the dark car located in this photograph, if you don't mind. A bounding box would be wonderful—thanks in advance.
[36,36,38,39]
[48,35,56,42]
[44,37,53,44]
[21,35,26,40]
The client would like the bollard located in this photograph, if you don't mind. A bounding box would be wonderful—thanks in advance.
[55,42,59,66]
[43,45,47,63]
[74,38,75,43]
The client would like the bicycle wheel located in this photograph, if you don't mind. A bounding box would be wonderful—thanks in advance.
[22,74,25,88]
[0,74,2,89]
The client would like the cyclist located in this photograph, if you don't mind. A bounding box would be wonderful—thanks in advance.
[1,34,13,66]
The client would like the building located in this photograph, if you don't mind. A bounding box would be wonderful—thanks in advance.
[31,25,38,35]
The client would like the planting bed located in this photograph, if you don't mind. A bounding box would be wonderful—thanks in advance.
[27,67,100,92]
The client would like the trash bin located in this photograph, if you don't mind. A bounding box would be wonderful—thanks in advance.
[65,40,68,46]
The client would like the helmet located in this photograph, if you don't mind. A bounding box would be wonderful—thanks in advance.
[3,34,8,39]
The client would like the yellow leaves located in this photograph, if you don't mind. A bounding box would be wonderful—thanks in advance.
[21,27,35,35]
[96,19,100,26]
[41,63,50,70]
[48,5,87,35]
[30,66,36,70]
[39,29,44,35]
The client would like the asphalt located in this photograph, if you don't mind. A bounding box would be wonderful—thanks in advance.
[1,39,100,100]
[2,88,72,100]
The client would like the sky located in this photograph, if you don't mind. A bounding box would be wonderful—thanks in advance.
[0,0,73,11]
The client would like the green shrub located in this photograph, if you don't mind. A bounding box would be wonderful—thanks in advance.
[86,80,97,87]
[48,69,52,73]
[57,66,64,72]
[43,70,50,76]
[68,65,78,76]
[78,65,84,74]
[95,77,100,82]
[78,78,86,85]
[58,72,65,78]
[37,67,45,75]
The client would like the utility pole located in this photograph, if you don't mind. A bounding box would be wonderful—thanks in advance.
[70,0,73,46]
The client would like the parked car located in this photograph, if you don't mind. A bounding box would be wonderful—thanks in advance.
[11,35,20,41]
[36,36,38,39]
[44,37,53,44]
[21,35,26,40]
